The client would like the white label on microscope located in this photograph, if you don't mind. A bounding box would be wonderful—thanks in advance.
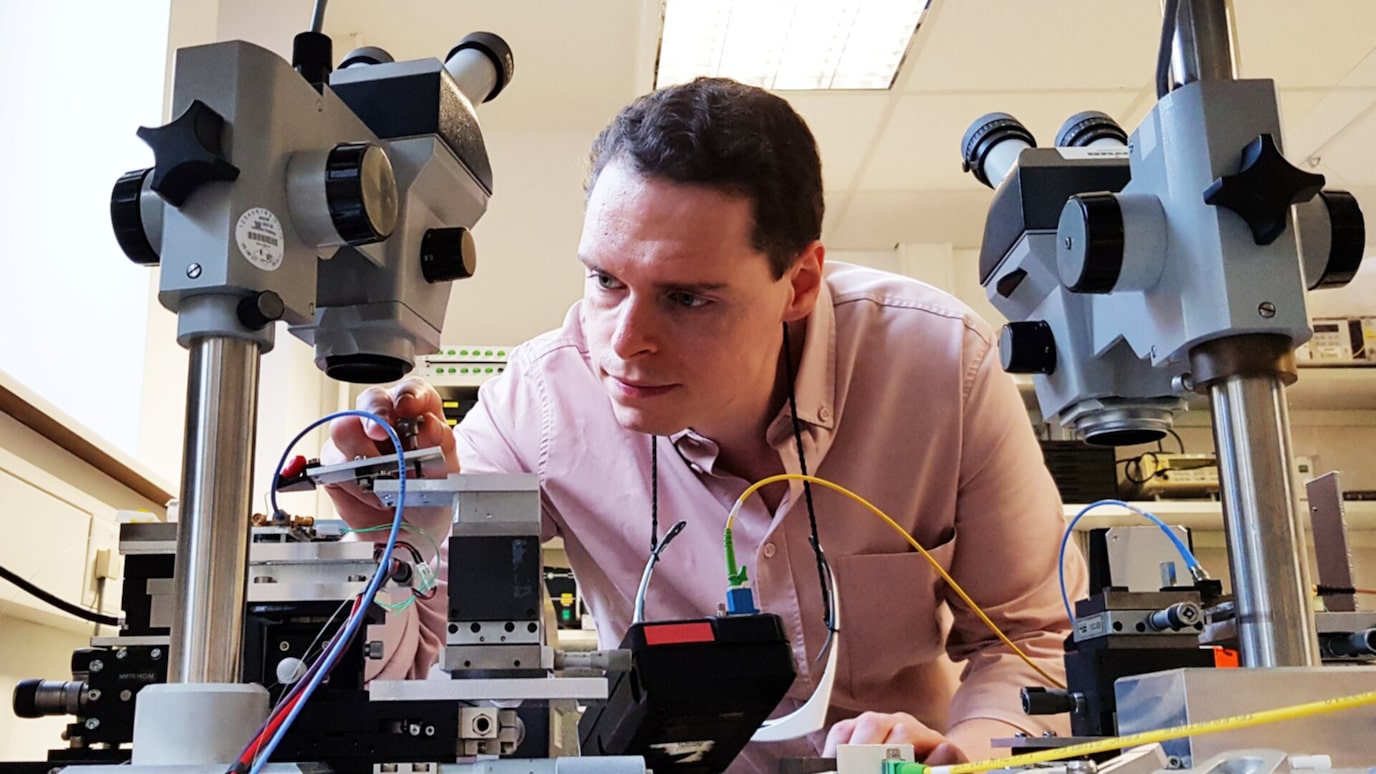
[236,207,285,271]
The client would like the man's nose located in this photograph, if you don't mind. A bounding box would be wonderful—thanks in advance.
[611,296,656,359]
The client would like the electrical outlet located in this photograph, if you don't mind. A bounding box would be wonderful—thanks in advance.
[83,517,121,610]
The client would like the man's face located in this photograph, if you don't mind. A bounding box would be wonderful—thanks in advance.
[577,161,798,438]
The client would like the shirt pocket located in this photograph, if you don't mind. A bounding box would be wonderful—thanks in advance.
[833,537,957,703]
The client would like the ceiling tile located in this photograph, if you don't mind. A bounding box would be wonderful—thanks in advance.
[784,92,893,192]
[1233,1,1376,87]
[904,0,1161,93]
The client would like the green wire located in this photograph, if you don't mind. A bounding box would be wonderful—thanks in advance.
[346,522,440,560]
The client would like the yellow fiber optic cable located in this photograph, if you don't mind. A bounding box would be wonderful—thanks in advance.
[726,473,1066,689]
[893,689,1376,774]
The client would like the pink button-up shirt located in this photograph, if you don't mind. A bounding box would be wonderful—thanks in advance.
[388,262,1084,770]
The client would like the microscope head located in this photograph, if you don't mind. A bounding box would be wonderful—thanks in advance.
[112,33,514,384]
[965,112,1184,445]
[965,92,1366,446]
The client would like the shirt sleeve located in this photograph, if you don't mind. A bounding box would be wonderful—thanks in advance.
[369,347,553,680]
[942,325,1088,747]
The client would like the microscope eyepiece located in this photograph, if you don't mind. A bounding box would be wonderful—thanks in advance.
[446,32,515,104]
[339,46,395,69]
[961,112,1036,189]
[1055,110,1128,148]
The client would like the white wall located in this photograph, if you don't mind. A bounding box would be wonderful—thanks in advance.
[0,1,171,457]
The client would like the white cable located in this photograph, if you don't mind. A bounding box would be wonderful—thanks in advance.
[752,568,841,742]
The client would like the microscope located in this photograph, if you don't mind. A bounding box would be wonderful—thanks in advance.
[14,10,789,774]
[964,0,1376,764]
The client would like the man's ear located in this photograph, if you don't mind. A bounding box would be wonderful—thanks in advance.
[783,240,825,323]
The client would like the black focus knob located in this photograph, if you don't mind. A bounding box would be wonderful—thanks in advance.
[111,167,159,265]
[421,227,477,283]
[1059,192,1124,294]
[325,143,398,245]
[1308,190,1365,290]
[137,99,241,207]
[1203,133,1325,245]
[237,291,285,330]
[1000,321,1057,375]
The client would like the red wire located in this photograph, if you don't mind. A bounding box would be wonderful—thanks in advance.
[238,594,365,768]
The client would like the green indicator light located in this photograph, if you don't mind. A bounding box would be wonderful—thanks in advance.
[460,368,468,373]
[498,350,506,356]
[485,350,493,356]
[447,349,456,355]
[485,367,494,373]
[560,609,571,620]
[448,368,456,374]
[460,349,469,355]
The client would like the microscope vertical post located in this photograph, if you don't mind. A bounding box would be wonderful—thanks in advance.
[169,334,261,683]
[1175,0,1320,667]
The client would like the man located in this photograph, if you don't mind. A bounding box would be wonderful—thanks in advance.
[325,77,1083,769]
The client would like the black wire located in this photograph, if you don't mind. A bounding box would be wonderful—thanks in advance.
[1156,0,1181,99]
[781,322,836,643]
[309,0,328,33]
[650,435,660,552]
[0,563,120,627]
[1167,428,1186,454]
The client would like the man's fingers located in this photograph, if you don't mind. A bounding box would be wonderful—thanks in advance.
[392,378,445,420]
[848,712,898,748]
[328,415,384,462]
[417,412,462,477]
[355,386,397,441]
[923,742,965,765]
[821,719,856,757]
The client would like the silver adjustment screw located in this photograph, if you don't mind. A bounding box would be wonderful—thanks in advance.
[89,660,104,674]
[1258,302,1277,318]
[187,263,202,279]
[84,718,100,731]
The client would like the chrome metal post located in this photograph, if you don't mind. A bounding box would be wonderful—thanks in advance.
[1170,0,1238,88]
[169,336,261,683]
[1208,373,1319,667]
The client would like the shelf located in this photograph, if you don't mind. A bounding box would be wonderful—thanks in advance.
[1067,500,1376,532]
[1013,367,1376,413]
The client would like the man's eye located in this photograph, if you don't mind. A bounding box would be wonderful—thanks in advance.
[669,292,710,309]
[592,272,621,290]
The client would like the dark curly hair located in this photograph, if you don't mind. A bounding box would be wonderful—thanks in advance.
[586,77,824,279]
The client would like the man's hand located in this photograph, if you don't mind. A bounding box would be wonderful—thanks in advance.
[321,378,459,537]
[823,712,967,764]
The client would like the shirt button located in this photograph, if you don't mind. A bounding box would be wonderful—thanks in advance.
[763,542,777,558]
[818,406,832,421]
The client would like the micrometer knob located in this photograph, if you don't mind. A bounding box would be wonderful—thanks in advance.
[999,321,1057,374]
[1203,133,1325,245]
[1021,686,1078,715]
[1147,601,1203,631]
[136,99,240,207]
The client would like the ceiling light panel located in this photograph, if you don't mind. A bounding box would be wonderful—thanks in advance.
[657,0,927,91]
